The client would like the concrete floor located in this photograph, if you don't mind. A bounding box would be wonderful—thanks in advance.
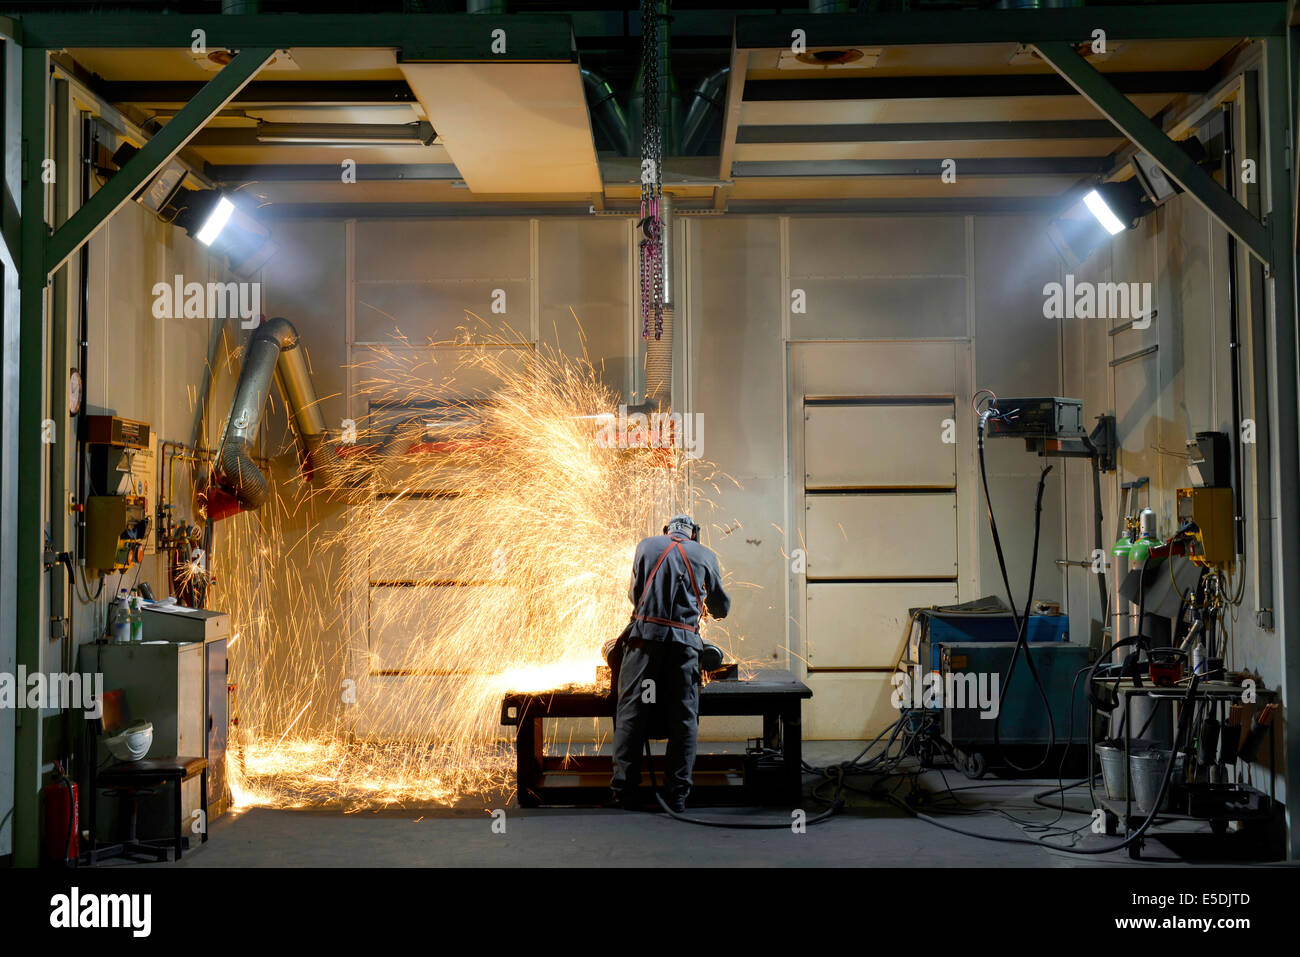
[112,742,1274,868]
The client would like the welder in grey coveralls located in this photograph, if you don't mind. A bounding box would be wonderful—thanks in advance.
[611,514,731,812]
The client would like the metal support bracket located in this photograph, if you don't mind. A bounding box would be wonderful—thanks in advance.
[1032,40,1272,268]
[43,46,276,278]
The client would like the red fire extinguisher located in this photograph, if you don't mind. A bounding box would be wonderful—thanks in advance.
[43,761,79,865]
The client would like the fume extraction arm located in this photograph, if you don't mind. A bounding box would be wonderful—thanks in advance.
[204,316,338,522]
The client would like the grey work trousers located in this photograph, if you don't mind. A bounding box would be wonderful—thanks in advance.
[610,636,701,802]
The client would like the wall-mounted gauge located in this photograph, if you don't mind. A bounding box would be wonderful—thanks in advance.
[69,369,83,416]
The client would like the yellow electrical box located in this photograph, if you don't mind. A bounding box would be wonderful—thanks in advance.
[1176,487,1235,567]
[85,495,149,575]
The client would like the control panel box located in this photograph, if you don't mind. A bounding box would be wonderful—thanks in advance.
[1176,486,1235,567]
[986,397,1085,439]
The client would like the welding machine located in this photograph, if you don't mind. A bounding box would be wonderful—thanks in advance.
[939,640,1092,778]
[910,598,1069,676]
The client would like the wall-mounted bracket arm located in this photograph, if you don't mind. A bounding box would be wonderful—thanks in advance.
[1033,40,1271,267]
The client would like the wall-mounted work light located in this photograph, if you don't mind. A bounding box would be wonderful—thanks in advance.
[112,143,278,278]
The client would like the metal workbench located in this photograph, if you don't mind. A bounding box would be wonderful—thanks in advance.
[500,668,812,807]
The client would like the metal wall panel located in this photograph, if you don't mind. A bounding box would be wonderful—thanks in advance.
[805,492,958,579]
[970,215,1066,621]
[803,672,901,740]
[538,218,631,396]
[804,400,957,489]
[367,584,523,672]
[349,342,532,420]
[789,278,968,339]
[787,216,968,339]
[354,280,532,344]
[351,218,533,344]
[354,220,530,282]
[366,497,493,582]
[787,330,976,740]
[788,216,967,276]
[806,581,959,670]
[686,217,786,683]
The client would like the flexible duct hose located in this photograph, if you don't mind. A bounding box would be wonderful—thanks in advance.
[646,305,673,407]
[214,316,336,513]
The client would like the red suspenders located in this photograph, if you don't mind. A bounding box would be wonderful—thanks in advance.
[630,535,706,634]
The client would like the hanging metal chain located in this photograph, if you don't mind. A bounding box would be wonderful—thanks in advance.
[639,0,665,341]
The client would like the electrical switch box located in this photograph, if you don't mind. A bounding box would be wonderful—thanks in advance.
[85,494,149,575]
[1176,486,1235,567]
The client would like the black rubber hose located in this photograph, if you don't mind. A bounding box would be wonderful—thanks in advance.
[643,739,840,829]
[985,453,1057,772]
[977,416,1025,638]
[895,674,1200,855]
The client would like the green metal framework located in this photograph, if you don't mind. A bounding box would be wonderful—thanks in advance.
[3,4,1298,864]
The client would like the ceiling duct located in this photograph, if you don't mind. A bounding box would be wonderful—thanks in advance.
[205,317,338,521]
[681,67,729,156]
[582,68,632,156]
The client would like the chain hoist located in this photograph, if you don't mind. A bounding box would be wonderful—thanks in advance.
[639,0,665,341]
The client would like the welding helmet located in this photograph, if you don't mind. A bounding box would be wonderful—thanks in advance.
[664,514,700,541]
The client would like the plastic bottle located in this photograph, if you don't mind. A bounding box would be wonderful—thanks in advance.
[109,589,131,643]
[129,595,143,642]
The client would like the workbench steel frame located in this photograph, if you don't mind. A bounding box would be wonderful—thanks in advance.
[501,669,811,807]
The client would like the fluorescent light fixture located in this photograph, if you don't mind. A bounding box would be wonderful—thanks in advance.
[196,196,235,246]
[254,121,436,146]
[1083,188,1126,235]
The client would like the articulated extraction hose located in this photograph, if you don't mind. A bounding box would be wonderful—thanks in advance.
[210,316,337,519]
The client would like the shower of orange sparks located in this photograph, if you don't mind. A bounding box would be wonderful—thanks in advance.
[210,328,752,811]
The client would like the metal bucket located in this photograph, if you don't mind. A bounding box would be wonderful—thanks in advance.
[1130,749,1184,812]
[1096,744,1130,801]
[1097,740,1168,802]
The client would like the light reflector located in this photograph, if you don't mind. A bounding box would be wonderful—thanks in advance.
[1083,188,1126,236]
[196,196,235,246]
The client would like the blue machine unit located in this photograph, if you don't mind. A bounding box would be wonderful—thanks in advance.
[911,606,1068,674]
[939,640,1092,750]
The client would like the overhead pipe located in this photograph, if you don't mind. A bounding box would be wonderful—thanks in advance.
[581,69,633,156]
[680,67,729,156]
[209,317,338,520]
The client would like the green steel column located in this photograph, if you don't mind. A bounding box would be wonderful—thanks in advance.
[14,44,47,869]
[1262,35,1300,862]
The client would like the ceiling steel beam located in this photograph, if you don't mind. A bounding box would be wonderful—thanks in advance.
[1032,40,1270,264]
[743,71,1216,102]
[191,123,433,148]
[734,4,1285,49]
[723,196,1074,215]
[737,120,1122,144]
[730,157,1110,178]
[97,80,417,106]
[44,46,276,277]
[17,13,576,60]
[207,163,460,182]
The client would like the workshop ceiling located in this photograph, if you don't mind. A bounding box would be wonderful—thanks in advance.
[398,62,603,194]
[62,26,1246,216]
